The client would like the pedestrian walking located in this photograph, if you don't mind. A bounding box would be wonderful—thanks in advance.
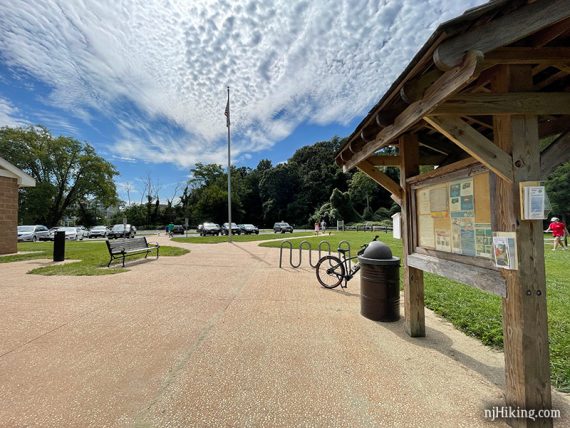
[314,222,320,235]
[547,217,568,251]
[320,219,327,232]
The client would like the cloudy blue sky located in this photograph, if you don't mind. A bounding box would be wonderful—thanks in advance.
[0,0,485,203]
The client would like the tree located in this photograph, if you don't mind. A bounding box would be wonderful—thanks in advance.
[546,161,570,219]
[0,126,118,226]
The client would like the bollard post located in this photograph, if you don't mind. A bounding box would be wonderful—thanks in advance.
[53,230,65,262]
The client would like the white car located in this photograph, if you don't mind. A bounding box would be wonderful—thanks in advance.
[50,227,84,241]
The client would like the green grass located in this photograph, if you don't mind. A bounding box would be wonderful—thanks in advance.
[1,241,189,276]
[172,231,314,244]
[260,231,570,392]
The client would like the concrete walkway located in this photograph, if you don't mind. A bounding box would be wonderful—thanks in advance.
[0,236,567,427]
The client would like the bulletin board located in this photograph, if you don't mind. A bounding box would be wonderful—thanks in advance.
[414,172,492,259]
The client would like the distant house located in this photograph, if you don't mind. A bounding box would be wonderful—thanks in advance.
[0,157,35,255]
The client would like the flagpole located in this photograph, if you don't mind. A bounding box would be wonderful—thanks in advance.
[226,86,232,243]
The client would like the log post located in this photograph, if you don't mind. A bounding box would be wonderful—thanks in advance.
[399,133,425,337]
[491,65,552,427]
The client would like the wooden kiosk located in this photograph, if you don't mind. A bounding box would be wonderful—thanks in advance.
[336,1,569,426]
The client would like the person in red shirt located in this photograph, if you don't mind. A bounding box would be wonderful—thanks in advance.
[548,217,568,251]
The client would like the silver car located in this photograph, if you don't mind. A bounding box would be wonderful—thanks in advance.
[50,227,82,240]
[88,225,110,238]
[17,225,50,242]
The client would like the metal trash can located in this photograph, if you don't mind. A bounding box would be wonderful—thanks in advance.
[358,241,400,322]
[53,230,65,262]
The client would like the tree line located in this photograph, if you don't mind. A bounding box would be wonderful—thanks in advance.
[1,125,568,229]
[113,137,399,228]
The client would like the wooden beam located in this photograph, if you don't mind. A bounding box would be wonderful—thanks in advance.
[343,50,483,171]
[355,160,403,203]
[424,116,514,182]
[535,70,568,90]
[541,131,570,178]
[400,69,444,103]
[433,0,570,70]
[367,155,401,167]
[491,64,552,426]
[407,253,506,297]
[399,133,425,337]
[431,93,570,116]
[483,47,570,66]
[407,157,479,185]
[530,16,570,47]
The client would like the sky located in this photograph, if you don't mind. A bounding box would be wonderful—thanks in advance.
[0,0,485,203]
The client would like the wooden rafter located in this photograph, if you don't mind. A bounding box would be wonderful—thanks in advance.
[343,50,484,171]
[433,0,570,70]
[535,70,568,90]
[355,160,403,204]
[431,93,570,115]
[483,47,570,66]
[424,116,513,182]
[367,155,401,166]
[541,131,570,178]
[530,16,570,47]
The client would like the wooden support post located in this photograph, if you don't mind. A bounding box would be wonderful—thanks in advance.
[399,133,425,337]
[491,65,552,427]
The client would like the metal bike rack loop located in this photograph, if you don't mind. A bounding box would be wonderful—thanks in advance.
[318,241,332,260]
[279,240,294,268]
[279,239,346,269]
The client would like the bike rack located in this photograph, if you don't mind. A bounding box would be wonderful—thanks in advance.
[278,239,348,269]
[318,241,332,260]
[279,241,294,268]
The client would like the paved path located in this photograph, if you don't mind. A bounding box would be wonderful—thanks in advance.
[0,237,568,427]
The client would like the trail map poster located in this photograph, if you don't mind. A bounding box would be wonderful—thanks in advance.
[415,172,492,259]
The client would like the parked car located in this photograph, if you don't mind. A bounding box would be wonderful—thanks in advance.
[172,225,186,235]
[49,226,83,240]
[76,226,88,240]
[108,224,137,239]
[17,225,50,242]
[199,222,221,236]
[273,222,294,233]
[221,222,241,235]
[88,225,110,238]
[239,224,259,235]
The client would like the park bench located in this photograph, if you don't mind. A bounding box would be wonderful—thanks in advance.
[105,237,159,267]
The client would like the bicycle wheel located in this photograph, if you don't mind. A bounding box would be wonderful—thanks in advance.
[316,256,345,289]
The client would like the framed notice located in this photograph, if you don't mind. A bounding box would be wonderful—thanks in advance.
[414,171,492,259]
[493,232,518,270]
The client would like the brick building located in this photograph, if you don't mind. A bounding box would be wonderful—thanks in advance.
[0,157,35,255]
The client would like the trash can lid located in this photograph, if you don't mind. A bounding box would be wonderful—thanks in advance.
[358,241,400,265]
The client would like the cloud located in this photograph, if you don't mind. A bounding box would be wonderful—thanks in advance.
[0,97,26,127]
[0,0,486,165]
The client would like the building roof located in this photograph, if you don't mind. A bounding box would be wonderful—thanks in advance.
[0,157,36,187]
[336,0,570,170]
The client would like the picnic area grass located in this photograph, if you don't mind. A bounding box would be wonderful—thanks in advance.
[1,241,189,276]
[172,231,313,244]
[260,231,570,392]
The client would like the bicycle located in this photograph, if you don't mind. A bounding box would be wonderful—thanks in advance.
[315,236,379,289]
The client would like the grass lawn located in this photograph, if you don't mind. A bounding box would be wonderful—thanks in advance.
[260,231,570,392]
[1,241,189,276]
[172,231,314,244]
